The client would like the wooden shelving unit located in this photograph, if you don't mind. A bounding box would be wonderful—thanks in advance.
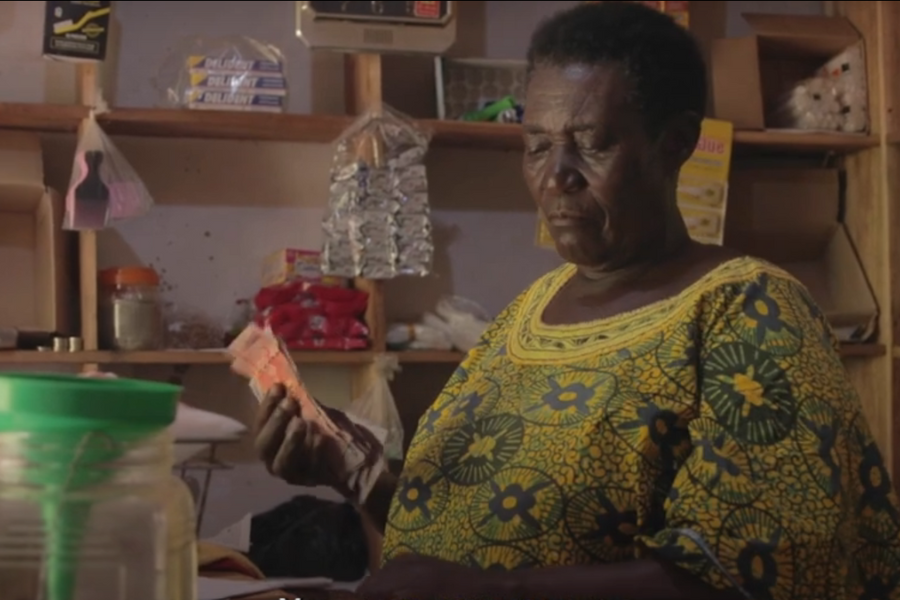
[0,96,887,367]
[0,102,879,154]
[831,1,897,476]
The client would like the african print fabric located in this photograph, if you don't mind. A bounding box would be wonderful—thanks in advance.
[381,257,900,600]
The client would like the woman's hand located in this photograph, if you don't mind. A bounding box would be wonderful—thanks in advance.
[358,554,514,600]
[253,384,366,496]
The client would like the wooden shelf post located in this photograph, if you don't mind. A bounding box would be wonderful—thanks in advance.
[76,63,100,372]
[344,53,388,361]
[344,52,389,572]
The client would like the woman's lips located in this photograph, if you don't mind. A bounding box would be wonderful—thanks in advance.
[548,213,591,226]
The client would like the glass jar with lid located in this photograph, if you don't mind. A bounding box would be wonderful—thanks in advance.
[0,372,197,600]
[98,266,165,351]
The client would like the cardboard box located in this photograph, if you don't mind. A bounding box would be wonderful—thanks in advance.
[261,248,347,288]
[675,118,733,245]
[725,168,877,343]
[711,13,864,130]
[43,1,111,62]
[0,132,73,334]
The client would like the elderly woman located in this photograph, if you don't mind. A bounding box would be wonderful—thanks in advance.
[254,3,900,599]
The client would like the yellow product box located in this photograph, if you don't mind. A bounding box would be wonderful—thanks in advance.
[676,118,733,245]
[261,248,347,287]
[536,118,733,249]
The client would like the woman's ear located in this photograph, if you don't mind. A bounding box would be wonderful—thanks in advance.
[658,111,702,172]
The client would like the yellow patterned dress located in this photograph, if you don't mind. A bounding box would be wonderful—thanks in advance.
[382,257,900,599]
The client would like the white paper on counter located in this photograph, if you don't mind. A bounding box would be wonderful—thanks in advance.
[202,513,253,552]
[198,576,332,600]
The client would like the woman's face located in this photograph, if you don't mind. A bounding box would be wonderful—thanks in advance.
[522,63,678,268]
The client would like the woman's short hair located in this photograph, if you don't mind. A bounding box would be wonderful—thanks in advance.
[526,2,707,136]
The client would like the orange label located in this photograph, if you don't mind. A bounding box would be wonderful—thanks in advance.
[414,1,440,18]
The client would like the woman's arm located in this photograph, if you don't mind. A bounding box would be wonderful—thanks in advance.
[355,468,398,572]
[359,467,398,531]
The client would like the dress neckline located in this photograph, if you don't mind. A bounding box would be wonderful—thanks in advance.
[533,256,755,333]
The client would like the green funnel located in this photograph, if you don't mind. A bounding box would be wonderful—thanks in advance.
[0,372,181,600]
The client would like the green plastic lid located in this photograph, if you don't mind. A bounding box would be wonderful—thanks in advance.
[0,372,181,433]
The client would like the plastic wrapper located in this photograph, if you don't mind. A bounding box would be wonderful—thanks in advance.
[253,279,370,351]
[157,35,287,113]
[346,354,405,461]
[322,105,434,279]
[773,44,868,133]
[64,111,154,230]
[386,322,453,351]
[228,324,386,504]
[422,296,492,353]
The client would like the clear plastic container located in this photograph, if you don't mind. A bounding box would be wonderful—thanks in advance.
[0,373,197,600]
[99,266,166,351]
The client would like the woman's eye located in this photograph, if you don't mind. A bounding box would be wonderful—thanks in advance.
[525,138,551,155]
[574,131,613,156]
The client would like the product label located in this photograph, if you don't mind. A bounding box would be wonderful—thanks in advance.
[43,1,111,62]
[414,1,441,18]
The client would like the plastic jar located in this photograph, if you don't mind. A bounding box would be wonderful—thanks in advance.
[0,373,197,600]
[99,266,165,351]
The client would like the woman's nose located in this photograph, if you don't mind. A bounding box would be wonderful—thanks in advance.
[550,160,588,194]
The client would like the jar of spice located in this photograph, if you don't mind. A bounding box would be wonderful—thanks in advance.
[99,267,165,351]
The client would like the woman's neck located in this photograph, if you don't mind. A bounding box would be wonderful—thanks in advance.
[575,219,693,290]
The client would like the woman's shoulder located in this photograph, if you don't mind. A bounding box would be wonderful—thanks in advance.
[699,254,801,290]
[693,253,819,323]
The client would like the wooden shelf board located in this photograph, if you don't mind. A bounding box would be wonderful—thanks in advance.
[426,120,879,153]
[100,108,351,143]
[0,344,882,365]
[0,349,375,365]
[0,102,85,134]
[840,343,887,358]
[732,130,877,154]
[425,120,522,151]
[0,103,878,154]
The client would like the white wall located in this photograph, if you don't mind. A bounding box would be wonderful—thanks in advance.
[0,0,822,536]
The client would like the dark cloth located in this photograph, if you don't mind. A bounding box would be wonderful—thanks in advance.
[248,494,368,582]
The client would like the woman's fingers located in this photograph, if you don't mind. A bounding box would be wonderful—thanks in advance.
[254,395,299,470]
[255,384,287,433]
[271,416,316,482]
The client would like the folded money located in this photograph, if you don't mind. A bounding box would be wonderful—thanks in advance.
[228,323,385,503]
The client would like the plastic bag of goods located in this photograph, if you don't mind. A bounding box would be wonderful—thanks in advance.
[322,104,434,279]
[158,35,287,113]
[346,354,405,461]
[64,111,154,230]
